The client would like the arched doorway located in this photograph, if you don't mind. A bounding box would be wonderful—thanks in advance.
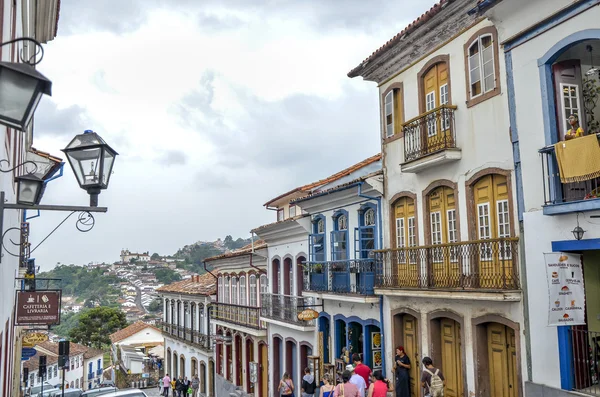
[226,331,233,381]
[246,337,255,394]
[259,342,268,397]
[180,355,186,378]
[430,317,464,397]
[296,255,306,296]
[283,257,292,295]
[208,359,215,397]
[166,348,172,376]
[286,340,298,386]
[273,336,283,393]
[200,361,207,395]
[173,352,178,377]
[348,321,363,358]
[191,357,198,377]
[272,259,280,294]
[474,319,520,397]
[300,344,312,374]
[393,312,420,397]
[235,334,243,386]
[319,315,330,364]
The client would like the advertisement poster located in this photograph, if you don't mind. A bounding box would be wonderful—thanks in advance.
[15,291,61,326]
[545,252,585,326]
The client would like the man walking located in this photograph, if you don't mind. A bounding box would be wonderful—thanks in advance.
[162,374,171,396]
[301,367,317,397]
[352,354,372,388]
[420,357,445,397]
[347,364,366,397]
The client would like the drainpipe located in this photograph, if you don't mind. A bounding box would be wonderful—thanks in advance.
[358,181,386,374]
[249,231,266,275]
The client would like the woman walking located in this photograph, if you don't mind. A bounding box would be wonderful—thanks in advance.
[394,346,411,397]
[320,374,334,397]
[367,371,389,397]
[279,372,295,397]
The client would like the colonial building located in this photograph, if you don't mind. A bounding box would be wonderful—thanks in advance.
[83,348,105,390]
[157,273,216,396]
[205,242,268,397]
[349,2,524,397]
[0,1,61,395]
[109,321,163,374]
[34,341,90,390]
[120,249,151,263]
[475,1,600,396]
[298,155,384,383]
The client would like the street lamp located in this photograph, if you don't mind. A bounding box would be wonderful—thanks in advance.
[15,174,46,206]
[62,130,118,207]
[0,38,52,131]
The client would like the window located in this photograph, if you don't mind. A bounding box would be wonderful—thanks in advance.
[29,374,34,386]
[54,366,57,378]
[76,356,79,368]
[239,276,247,306]
[396,218,405,249]
[249,275,257,307]
[426,91,436,137]
[440,84,450,130]
[331,212,349,260]
[76,379,79,388]
[430,212,442,244]
[309,216,326,262]
[224,276,230,304]
[231,277,238,305]
[277,208,284,221]
[357,205,377,259]
[383,84,404,138]
[89,362,93,374]
[468,34,495,97]
[260,274,268,297]
[427,186,457,265]
[478,203,492,260]
[560,84,580,133]
[289,205,297,217]
[218,277,223,302]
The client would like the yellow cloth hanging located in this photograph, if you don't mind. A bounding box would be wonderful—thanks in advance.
[554,134,600,183]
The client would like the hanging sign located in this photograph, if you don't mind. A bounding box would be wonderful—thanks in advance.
[22,332,49,347]
[297,309,319,321]
[545,252,585,326]
[15,291,61,326]
[21,348,37,359]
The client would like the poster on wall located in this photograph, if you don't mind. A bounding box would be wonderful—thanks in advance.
[372,350,382,369]
[371,332,381,350]
[545,252,586,326]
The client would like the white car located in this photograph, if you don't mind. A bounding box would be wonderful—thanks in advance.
[98,390,148,397]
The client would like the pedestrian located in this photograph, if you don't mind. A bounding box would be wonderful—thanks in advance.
[183,376,190,393]
[171,378,176,395]
[367,370,389,397]
[420,357,445,397]
[347,364,366,397]
[320,373,334,397]
[352,354,372,388]
[278,372,295,396]
[162,374,171,397]
[333,370,360,397]
[301,367,317,397]
[394,346,411,397]
[191,374,200,397]
[175,375,186,397]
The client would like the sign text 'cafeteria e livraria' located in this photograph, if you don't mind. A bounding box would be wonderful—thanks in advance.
[15,291,61,326]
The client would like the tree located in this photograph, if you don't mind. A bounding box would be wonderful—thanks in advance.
[151,253,161,260]
[224,235,234,249]
[69,307,128,349]
[129,258,137,264]
[148,298,162,313]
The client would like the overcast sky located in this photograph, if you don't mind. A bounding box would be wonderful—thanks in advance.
[30,0,430,269]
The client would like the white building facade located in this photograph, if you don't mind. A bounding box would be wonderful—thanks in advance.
[157,274,215,397]
[349,2,525,397]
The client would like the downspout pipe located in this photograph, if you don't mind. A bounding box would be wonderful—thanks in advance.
[357,181,385,374]
[203,261,217,279]
[249,231,267,275]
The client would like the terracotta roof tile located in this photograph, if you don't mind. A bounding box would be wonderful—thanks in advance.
[348,0,451,77]
[83,347,105,359]
[263,154,381,206]
[156,273,216,295]
[109,321,161,344]
[23,352,59,370]
[204,240,267,262]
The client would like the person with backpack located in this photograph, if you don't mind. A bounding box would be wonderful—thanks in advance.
[420,357,445,397]
[302,367,317,397]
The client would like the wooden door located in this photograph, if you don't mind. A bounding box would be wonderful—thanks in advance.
[474,175,514,288]
[429,187,459,286]
[260,344,268,397]
[487,324,518,397]
[404,316,419,397]
[247,340,255,394]
[236,336,243,386]
[552,59,584,141]
[423,62,449,151]
[441,319,463,397]
[395,197,418,286]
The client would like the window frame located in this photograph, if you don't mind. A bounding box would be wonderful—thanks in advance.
[277,208,284,221]
[309,215,326,262]
[463,26,501,107]
[356,204,378,259]
[331,210,349,261]
[289,205,297,218]
[381,82,405,142]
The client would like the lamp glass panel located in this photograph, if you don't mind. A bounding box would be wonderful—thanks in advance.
[101,150,115,187]
[0,68,38,125]
[67,148,101,187]
[17,179,41,205]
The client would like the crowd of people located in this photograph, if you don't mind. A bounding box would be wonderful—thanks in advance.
[158,374,200,397]
[279,349,447,397]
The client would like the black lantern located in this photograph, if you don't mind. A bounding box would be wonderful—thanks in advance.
[0,62,51,131]
[15,174,46,205]
[572,225,586,240]
[62,130,118,207]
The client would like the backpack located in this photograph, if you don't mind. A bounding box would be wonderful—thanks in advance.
[425,369,444,397]
[303,378,316,394]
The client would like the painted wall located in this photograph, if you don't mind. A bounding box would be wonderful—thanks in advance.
[267,238,309,297]
[117,328,163,346]
[164,337,212,382]
[584,251,600,334]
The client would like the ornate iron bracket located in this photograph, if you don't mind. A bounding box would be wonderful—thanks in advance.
[0,37,44,66]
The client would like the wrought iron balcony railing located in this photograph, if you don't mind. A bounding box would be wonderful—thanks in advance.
[260,293,316,326]
[540,142,600,205]
[375,238,519,290]
[403,105,458,163]
[157,321,212,351]
[211,303,265,330]
[304,259,376,295]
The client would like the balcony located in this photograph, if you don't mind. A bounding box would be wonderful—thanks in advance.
[374,238,520,296]
[304,259,376,297]
[157,321,212,351]
[260,293,316,329]
[211,303,266,331]
[540,143,600,215]
[401,105,461,173]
